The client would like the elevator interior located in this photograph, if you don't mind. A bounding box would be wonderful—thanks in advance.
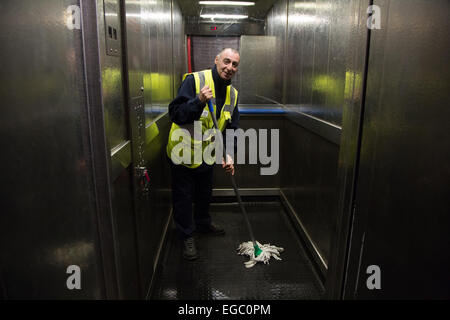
[1,0,449,299]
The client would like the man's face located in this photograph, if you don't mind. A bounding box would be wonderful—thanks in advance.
[215,49,240,81]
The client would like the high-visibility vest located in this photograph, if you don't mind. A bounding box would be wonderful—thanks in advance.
[166,69,238,168]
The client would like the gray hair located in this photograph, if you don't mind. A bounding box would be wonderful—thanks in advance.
[216,48,240,59]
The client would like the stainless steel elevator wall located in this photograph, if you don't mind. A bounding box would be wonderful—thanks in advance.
[265,0,287,104]
[0,0,184,299]
[239,36,279,104]
[100,0,141,298]
[263,0,358,272]
[266,0,357,125]
[122,0,185,297]
[326,0,372,298]
[344,0,450,299]
[0,0,103,298]
[212,114,283,190]
[285,0,350,126]
[281,119,339,270]
[172,2,186,98]
[139,0,179,123]
[3,0,449,300]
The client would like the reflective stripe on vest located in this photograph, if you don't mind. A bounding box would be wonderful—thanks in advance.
[167,69,238,168]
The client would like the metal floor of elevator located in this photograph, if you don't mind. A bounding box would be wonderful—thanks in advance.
[149,198,325,300]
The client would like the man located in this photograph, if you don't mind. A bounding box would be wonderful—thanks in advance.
[166,48,240,260]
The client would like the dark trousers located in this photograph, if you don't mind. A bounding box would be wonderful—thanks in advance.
[169,158,214,238]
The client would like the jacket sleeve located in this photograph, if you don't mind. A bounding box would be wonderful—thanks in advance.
[224,98,240,157]
[169,75,206,125]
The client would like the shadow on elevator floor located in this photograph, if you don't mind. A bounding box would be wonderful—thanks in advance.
[149,199,325,300]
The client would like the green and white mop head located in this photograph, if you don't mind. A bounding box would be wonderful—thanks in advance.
[237,241,284,268]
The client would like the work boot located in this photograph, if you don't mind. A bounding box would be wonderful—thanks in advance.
[183,237,198,260]
[196,222,225,236]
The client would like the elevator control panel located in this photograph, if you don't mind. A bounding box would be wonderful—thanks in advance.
[133,98,145,166]
[132,96,149,198]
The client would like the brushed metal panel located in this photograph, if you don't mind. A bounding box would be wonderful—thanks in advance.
[141,0,153,122]
[235,104,340,145]
[212,114,284,189]
[282,0,346,125]
[104,0,121,57]
[98,0,127,149]
[310,0,332,119]
[264,2,367,294]
[326,0,371,299]
[124,1,153,297]
[172,0,186,98]
[297,2,315,109]
[0,0,103,298]
[111,167,140,298]
[266,0,287,104]
[122,0,184,297]
[286,107,341,145]
[158,0,174,109]
[281,119,339,267]
[125,0,144,99]
[280,190,327,279]
[111,140,132,181]
[144,0,174,123]
[98,0,145,299]
[346,0,450,299]
[162,0,174,105]
[326,0,353,126]
[284,0,302,106]
[81,0,122,299]
[138,114,172,294]
[239,36,278,104]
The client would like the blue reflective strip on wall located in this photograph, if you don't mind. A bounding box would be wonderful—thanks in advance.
[239,108,286,114]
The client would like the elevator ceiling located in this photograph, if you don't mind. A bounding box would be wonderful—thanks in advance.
[178,0,276,21]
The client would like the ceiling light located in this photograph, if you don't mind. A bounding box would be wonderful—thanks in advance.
[200,14,248,19]
[294,3,331,10]
[199,1,255,6]
[289,14,329,24]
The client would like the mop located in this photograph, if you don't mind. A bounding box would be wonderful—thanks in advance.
[207,100,284,268]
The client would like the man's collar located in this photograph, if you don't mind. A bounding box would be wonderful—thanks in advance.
[212,65,231,87]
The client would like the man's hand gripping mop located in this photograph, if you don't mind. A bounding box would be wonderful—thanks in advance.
[207,100,284,268]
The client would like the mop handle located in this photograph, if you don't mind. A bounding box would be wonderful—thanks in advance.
[208,100,257,246]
